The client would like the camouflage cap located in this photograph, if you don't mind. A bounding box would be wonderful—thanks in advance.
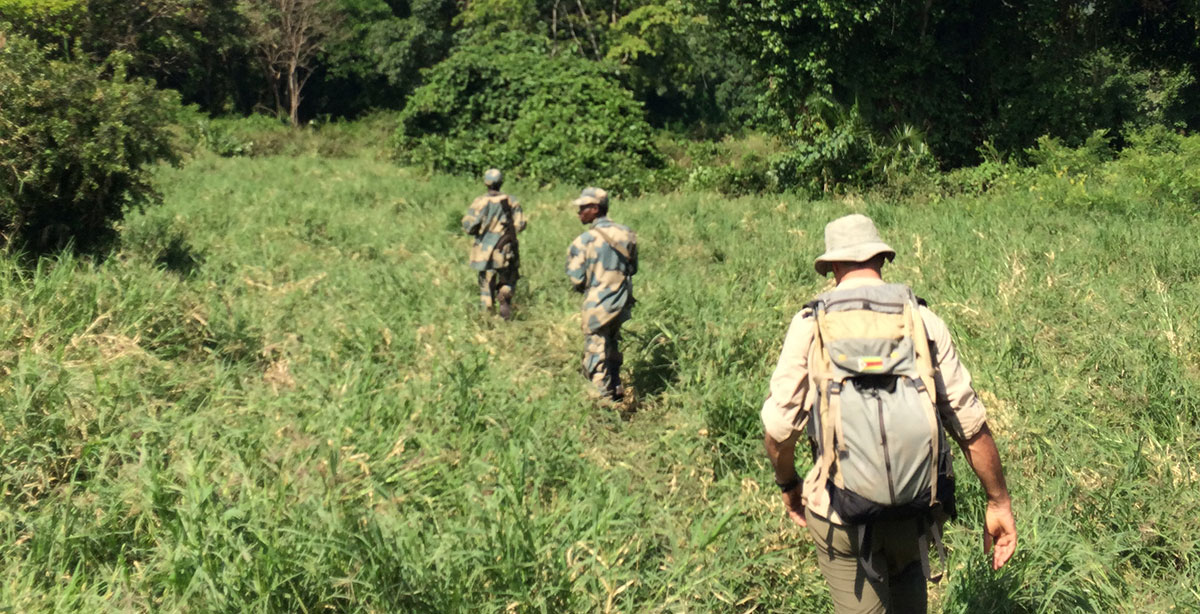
[572,187,608,208]
[483,168,503,187]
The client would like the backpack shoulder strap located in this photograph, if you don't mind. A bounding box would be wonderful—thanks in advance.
[903,289,944,505]
[809,299,844,489]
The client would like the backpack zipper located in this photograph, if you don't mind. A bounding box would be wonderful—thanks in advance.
[875,391,898,504]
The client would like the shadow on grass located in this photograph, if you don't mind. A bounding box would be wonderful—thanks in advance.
[156,235,203,277]
[626,326,680,399]
[946,566,1033,614]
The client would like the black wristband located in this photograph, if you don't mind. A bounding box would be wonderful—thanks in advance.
[776,477,801,493]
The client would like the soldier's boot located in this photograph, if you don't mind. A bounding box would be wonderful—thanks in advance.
[611,383,625,402]
[497,291,513,321]
[609,342,625,401]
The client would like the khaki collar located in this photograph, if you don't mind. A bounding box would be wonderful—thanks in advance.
[835,277,886,290]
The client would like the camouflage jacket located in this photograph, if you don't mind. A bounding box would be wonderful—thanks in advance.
[566,217,638,332]
[462,191,526,271]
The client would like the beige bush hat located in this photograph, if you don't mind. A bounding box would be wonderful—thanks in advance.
[813,214,896,276]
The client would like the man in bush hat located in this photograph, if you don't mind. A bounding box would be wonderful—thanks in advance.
[566,187,638,403]
[462,168,526,320]
[760,213,1017,613]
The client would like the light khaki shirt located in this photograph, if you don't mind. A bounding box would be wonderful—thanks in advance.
[761,277,988,523]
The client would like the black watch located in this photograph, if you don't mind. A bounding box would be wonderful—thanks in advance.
[776,477,801,493]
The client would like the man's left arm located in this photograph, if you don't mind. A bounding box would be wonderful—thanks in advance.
[628,235,638,276]
[512,200,527,233]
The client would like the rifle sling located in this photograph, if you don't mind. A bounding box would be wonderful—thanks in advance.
[591,227,632,261]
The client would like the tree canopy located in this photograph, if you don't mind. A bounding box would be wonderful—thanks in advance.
[3,0,1199,186]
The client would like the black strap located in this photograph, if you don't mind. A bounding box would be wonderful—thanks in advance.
[916,514,948,583]
[856,514,947,586]
[857,523,884,584]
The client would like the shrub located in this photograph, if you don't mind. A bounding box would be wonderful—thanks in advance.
[1025,129,1115,176]
[0,34,178,252]
[184,117,256,158]
[394,33,663,193]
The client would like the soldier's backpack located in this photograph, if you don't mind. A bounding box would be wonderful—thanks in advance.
[806,282,957,582]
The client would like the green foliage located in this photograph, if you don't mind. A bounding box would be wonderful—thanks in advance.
[675,135,784,196]
[449,0,763,130]
[929,128,1200,217]
[667,115,936,197]
[304,0,457,118]
[4,147,1200,611]
[705,0,1200,167]
[2,0,255,115]
[452,0,542,36]
[360,0,455,88]
[184,118,256,158]
[0,0,83,39]
[178,111,400,159]
[769,100,876,195]
[394,33,663,192]
[1025,130,1116,176]
[935,142,1024,197]
[0,35,178,251]
[607,0,761,130]
[686,152,777,197]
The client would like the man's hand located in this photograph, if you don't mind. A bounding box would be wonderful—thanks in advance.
[782,488,806,527]
[984,499,1017,570]
[765,431,806,526]
[959,423,1017,570]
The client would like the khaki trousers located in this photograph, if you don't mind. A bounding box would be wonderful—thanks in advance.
[805,508,927,614]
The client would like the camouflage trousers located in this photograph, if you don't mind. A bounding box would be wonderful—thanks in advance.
[478,268,518,315]
[582,320,624,401]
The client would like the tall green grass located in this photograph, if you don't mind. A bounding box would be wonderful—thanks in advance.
[1,146,1197,612]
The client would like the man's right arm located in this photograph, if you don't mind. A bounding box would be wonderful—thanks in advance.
[761,310,814,526]
[462,199,486,235]
[765,431,805,526]
[566,236,587,292]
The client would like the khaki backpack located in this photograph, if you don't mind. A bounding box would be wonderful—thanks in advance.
[807,282,956,582]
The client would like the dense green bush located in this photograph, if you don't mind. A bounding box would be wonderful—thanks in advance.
[672,110,936,197]
[393,33,663,193]
[0,34,178,251]
[928,127,1200,216]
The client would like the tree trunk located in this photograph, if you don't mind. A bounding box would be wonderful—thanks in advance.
[288,60,300,126]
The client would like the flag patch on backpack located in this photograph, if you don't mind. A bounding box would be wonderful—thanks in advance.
[857,356,885,372]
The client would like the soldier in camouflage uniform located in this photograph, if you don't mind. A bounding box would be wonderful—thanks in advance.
[566,187,638,402]
[462,168,526,320]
